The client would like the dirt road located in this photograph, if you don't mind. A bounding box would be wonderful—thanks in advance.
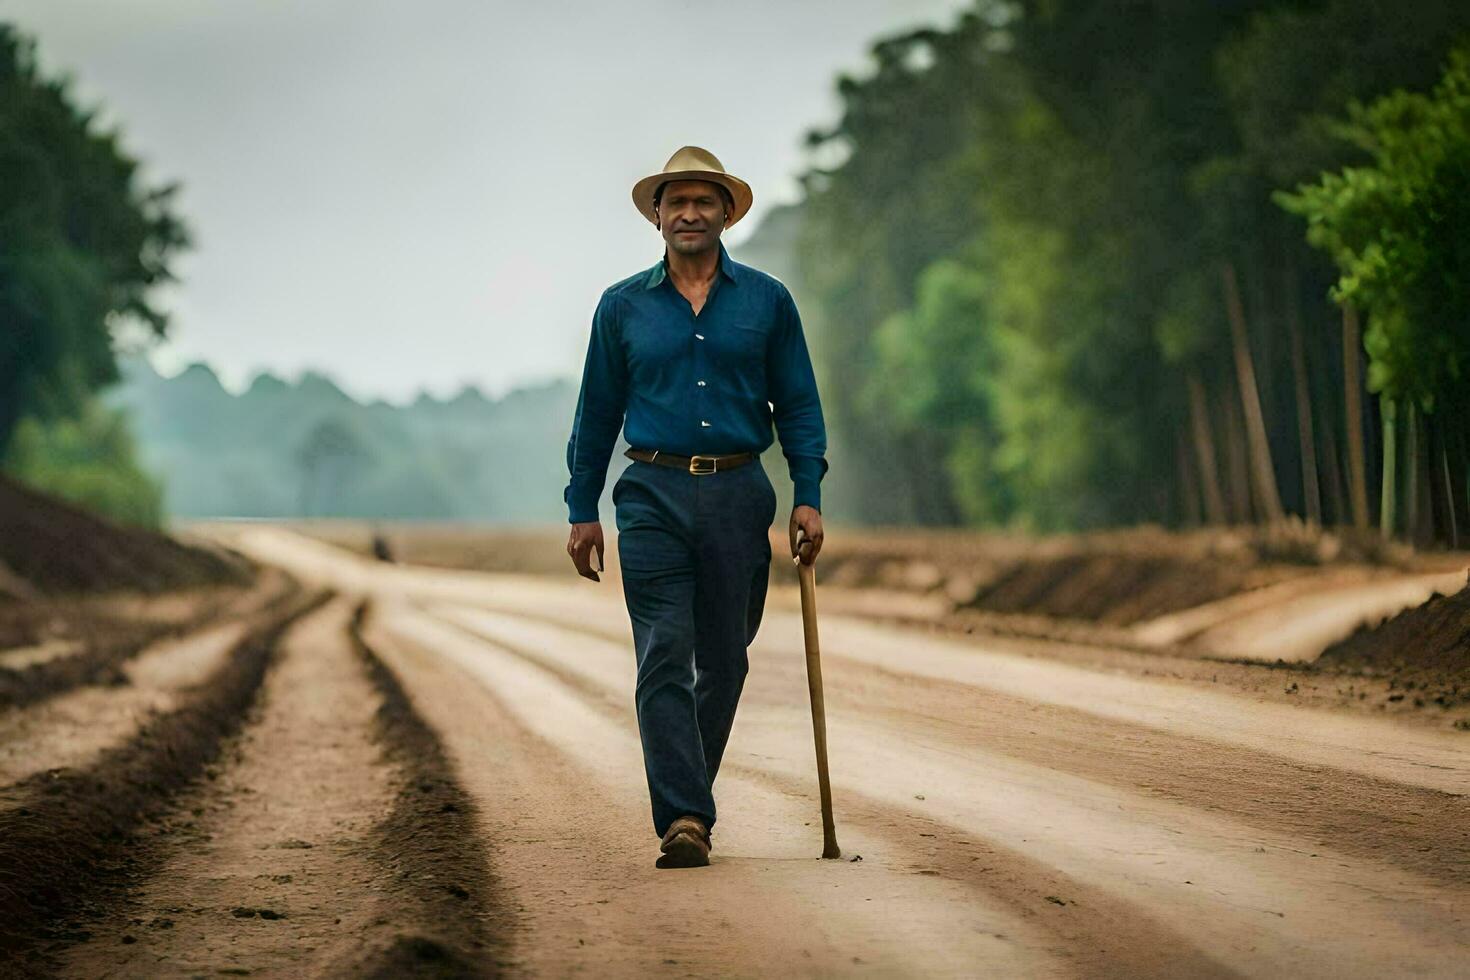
[6,524,1466,977]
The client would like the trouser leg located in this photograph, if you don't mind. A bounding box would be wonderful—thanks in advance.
[693,460,776,787]
[692,546,771,786]
[614,464,713,838]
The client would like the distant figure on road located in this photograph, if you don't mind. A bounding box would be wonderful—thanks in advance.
[369,528,394,563]
[563,145,829,868]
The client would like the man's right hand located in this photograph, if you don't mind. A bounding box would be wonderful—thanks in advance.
[567,521,605,582]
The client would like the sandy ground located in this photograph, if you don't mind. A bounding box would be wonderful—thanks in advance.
[1143,569,1470,661]
[52,598,397,977]
[41,595,503,977]
[0,617,250,792]
[0,570,293,797]
[148,524,1466,979]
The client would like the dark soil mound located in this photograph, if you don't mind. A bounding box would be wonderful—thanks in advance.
[966,553,1247,625]
[0,474,252,598]
[787,525,1337,627]
[1319,575,1470,677]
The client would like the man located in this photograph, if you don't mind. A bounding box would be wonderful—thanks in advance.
[563,145,828,869]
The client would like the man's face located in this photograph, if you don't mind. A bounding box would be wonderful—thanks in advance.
[656,179,728,256]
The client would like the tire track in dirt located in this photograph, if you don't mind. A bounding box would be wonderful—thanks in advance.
[0,616,254,793]
[0,567,297,711]
[454,586,1470,781]
[442,598,1470,887]
[345,599,511,977]
[0,574,304,794]
[43,597,507,980]
[424,602,1469,977]
[371,602,1061,978]
[0,587,331,972]
[401,601,1231,979]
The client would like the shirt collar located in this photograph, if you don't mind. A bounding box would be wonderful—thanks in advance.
[644,241,739,289]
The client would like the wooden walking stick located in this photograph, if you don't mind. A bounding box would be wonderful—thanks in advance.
[793,526,841,859]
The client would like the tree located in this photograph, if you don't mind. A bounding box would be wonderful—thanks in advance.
[797,16,1000,524]
[294,415,373,517]
[869,256,1009,525]
[785,0,1470,533]
[1,398,163,527]
[0,25,187,459]
[1277,46,1470,544]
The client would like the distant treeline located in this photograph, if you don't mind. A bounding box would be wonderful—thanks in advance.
[107,358,587,522]
[749,0,1470,546]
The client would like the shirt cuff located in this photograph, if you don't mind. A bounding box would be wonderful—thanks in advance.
[565,484,600,524]
[793,485,821,513]
[789,456,825,513]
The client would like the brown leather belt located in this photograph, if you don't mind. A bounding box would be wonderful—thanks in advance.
[625,447,756,475]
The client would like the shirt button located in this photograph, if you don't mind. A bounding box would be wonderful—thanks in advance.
[701,420,711,427]
[697,380,707,386]
[695,333,705,340]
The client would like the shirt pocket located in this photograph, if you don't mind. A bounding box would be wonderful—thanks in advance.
[714,322,768,371]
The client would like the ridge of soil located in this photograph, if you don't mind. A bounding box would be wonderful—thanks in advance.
[0,588,332,972]
[1317,576,1470,715]
[283,519,1466,627]
[801,523,1437,626]
[0,572,298,710]
[346,599,512,977]
[0,474,253,599]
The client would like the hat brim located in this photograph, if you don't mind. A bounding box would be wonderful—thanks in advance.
[631,170,753,228]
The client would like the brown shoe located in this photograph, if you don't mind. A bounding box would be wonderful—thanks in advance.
[656,816,711,869]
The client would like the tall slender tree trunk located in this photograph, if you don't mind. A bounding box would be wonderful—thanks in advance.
[1285,265,1321,524]
[1445,425,1468,550]
[1380,399,1398,538]
[1176,427,1202,527]
[1220,384,1252,523]
[1404,402,1423,545]
[1221,261,1284,523]
[1342,305,1370,529]
[1429,419,1458,549]
[1311,333,1348,525]
[1186,371,1227,524]
[1318,402,1348,526]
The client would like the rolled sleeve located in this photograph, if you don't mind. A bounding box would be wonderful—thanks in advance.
[564,290,628,523]
[766,286,829,512]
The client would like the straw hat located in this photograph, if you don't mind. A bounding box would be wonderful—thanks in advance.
[631,145,754,228]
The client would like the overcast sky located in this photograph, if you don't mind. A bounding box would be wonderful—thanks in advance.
[6,0,968,404]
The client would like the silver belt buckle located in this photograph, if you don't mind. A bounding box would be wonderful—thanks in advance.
[688,455,718,475]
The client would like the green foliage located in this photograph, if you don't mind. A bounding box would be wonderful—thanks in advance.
[1,399,164,528]
[1277,47,1470,415]
[869,257,1010,524]
[0,24,187,456]
[1218,0,1470,188]
[784,0,1470,533]
[796,17,999,524]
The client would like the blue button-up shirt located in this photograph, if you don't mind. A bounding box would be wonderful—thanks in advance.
[563,241,828,524]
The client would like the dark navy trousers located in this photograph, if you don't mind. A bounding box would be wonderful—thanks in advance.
[611,455,777,839]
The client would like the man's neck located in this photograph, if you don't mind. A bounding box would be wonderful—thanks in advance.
[665,244,720,287]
